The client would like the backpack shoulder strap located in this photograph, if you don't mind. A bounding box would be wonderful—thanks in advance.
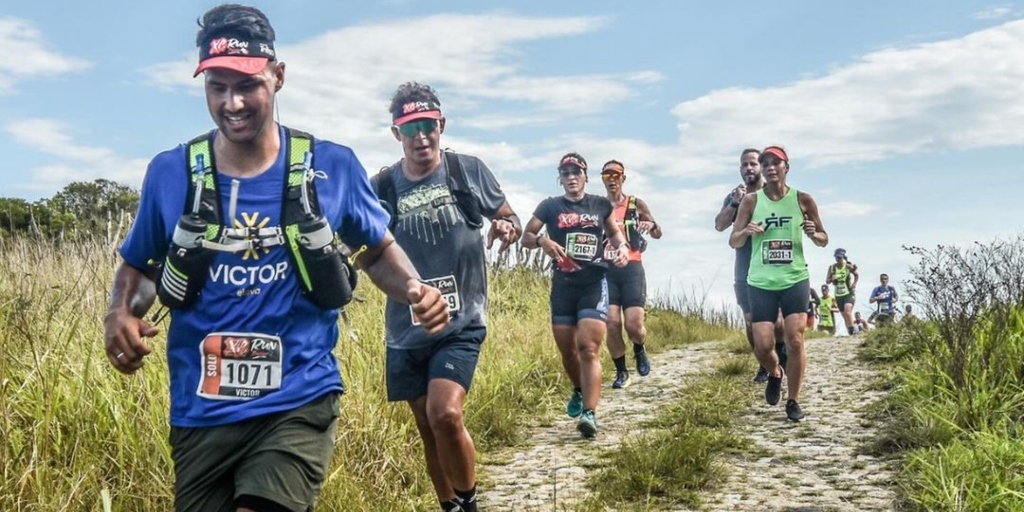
[626,195,639,219]
[370,164,398,230]
[184,130,221,239]
[282,127,319,223]
[443,151,483,229]
[445,151,469,192]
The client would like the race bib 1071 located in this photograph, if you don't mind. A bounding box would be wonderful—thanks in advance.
[198,332,282,401]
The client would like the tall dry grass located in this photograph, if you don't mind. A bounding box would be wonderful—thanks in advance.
[0,236,736,511]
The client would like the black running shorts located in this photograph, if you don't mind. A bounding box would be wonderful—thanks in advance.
[550,275,609,326]
[748,280,811,323]
[606,261,646,309]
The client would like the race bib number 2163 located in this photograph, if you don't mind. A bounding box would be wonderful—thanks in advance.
[197,332,283,401]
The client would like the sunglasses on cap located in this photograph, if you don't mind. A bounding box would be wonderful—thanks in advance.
[395,119,439,138]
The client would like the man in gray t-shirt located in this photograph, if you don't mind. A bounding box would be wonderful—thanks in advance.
[371,82,521,512]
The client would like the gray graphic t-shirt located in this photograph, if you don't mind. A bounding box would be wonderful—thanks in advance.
[377,153,505,349]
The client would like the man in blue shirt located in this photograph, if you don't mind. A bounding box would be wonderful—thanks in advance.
[869,273,899,325]
[102,5,449,511]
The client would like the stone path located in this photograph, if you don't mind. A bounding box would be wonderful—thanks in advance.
[478,336,897,511]
[705,336,896,512]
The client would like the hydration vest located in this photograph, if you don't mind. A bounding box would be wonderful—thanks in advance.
[371,150,484,231]
[155,128,356,311]
[623,195,647,252]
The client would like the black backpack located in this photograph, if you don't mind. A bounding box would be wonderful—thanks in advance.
[371,151,483,231]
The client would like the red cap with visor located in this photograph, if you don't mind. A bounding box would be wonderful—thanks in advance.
[194,34,276,77]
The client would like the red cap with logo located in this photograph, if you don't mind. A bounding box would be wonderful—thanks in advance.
[194,35,276,77]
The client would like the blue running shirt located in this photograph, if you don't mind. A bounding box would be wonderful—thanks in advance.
[120,125,388,427]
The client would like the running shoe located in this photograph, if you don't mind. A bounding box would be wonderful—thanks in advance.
[752,366,769,384]
[612,370,631,389]
[635,348,651,376]
[786,399,805,422]
[566,389,584,418]
[577,409,598,438]
[765,374,783,406]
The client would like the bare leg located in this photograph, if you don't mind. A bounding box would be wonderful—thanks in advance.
[783,313,808,401]
[575,318,607,410]
[605,305,626,359]
[553,325,581,388]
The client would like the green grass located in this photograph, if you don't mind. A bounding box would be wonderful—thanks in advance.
[862,309,1024,511]
[582,356,751,510]
[0,237,742,511]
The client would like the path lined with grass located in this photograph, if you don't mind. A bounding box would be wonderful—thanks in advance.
[478,342,720,511]
[478,335,896,511]
[707,335,896,511]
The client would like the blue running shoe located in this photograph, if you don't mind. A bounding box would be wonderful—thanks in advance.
[612,370,631,389]
[566,389,584,418]
[635,348,651,376]
[577,409,598,438]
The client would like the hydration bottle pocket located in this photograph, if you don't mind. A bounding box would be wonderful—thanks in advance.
[157,215,216,309]
[291,215,356,310]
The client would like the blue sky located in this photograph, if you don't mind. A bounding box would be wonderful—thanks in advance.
[2,1,1021,315]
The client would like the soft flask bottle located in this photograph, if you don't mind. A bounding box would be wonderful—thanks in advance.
[157,214,216,309]
[295,214,354,309]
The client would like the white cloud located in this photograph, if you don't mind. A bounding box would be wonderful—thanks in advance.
[4,119,148,194]
[0,17,90,92]
[143,13,662,176]
[973,5,1013,20]
[820,201,879,218]
[663,19,1024,177]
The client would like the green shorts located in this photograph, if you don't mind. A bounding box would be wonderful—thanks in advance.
[170,392,339,512]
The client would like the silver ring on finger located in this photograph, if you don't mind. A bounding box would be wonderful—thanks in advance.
[116,352,126,359]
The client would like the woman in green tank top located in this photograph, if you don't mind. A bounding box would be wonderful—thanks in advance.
[728,146,828,423]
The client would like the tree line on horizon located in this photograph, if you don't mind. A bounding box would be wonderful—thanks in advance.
[0,179,139,240]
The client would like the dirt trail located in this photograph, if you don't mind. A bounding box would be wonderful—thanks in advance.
[478,336,896,511]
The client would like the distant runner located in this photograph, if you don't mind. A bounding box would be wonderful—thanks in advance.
[730,146,828,422]
[807,286,820,331]
[523,152,629,439]
[826,248,859,335]
[599,160,662,389]
[868,273,899,327]
[902,304,917,323]
[853,312,870,334]
[817,284,838,335]
[715,148,787,384]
